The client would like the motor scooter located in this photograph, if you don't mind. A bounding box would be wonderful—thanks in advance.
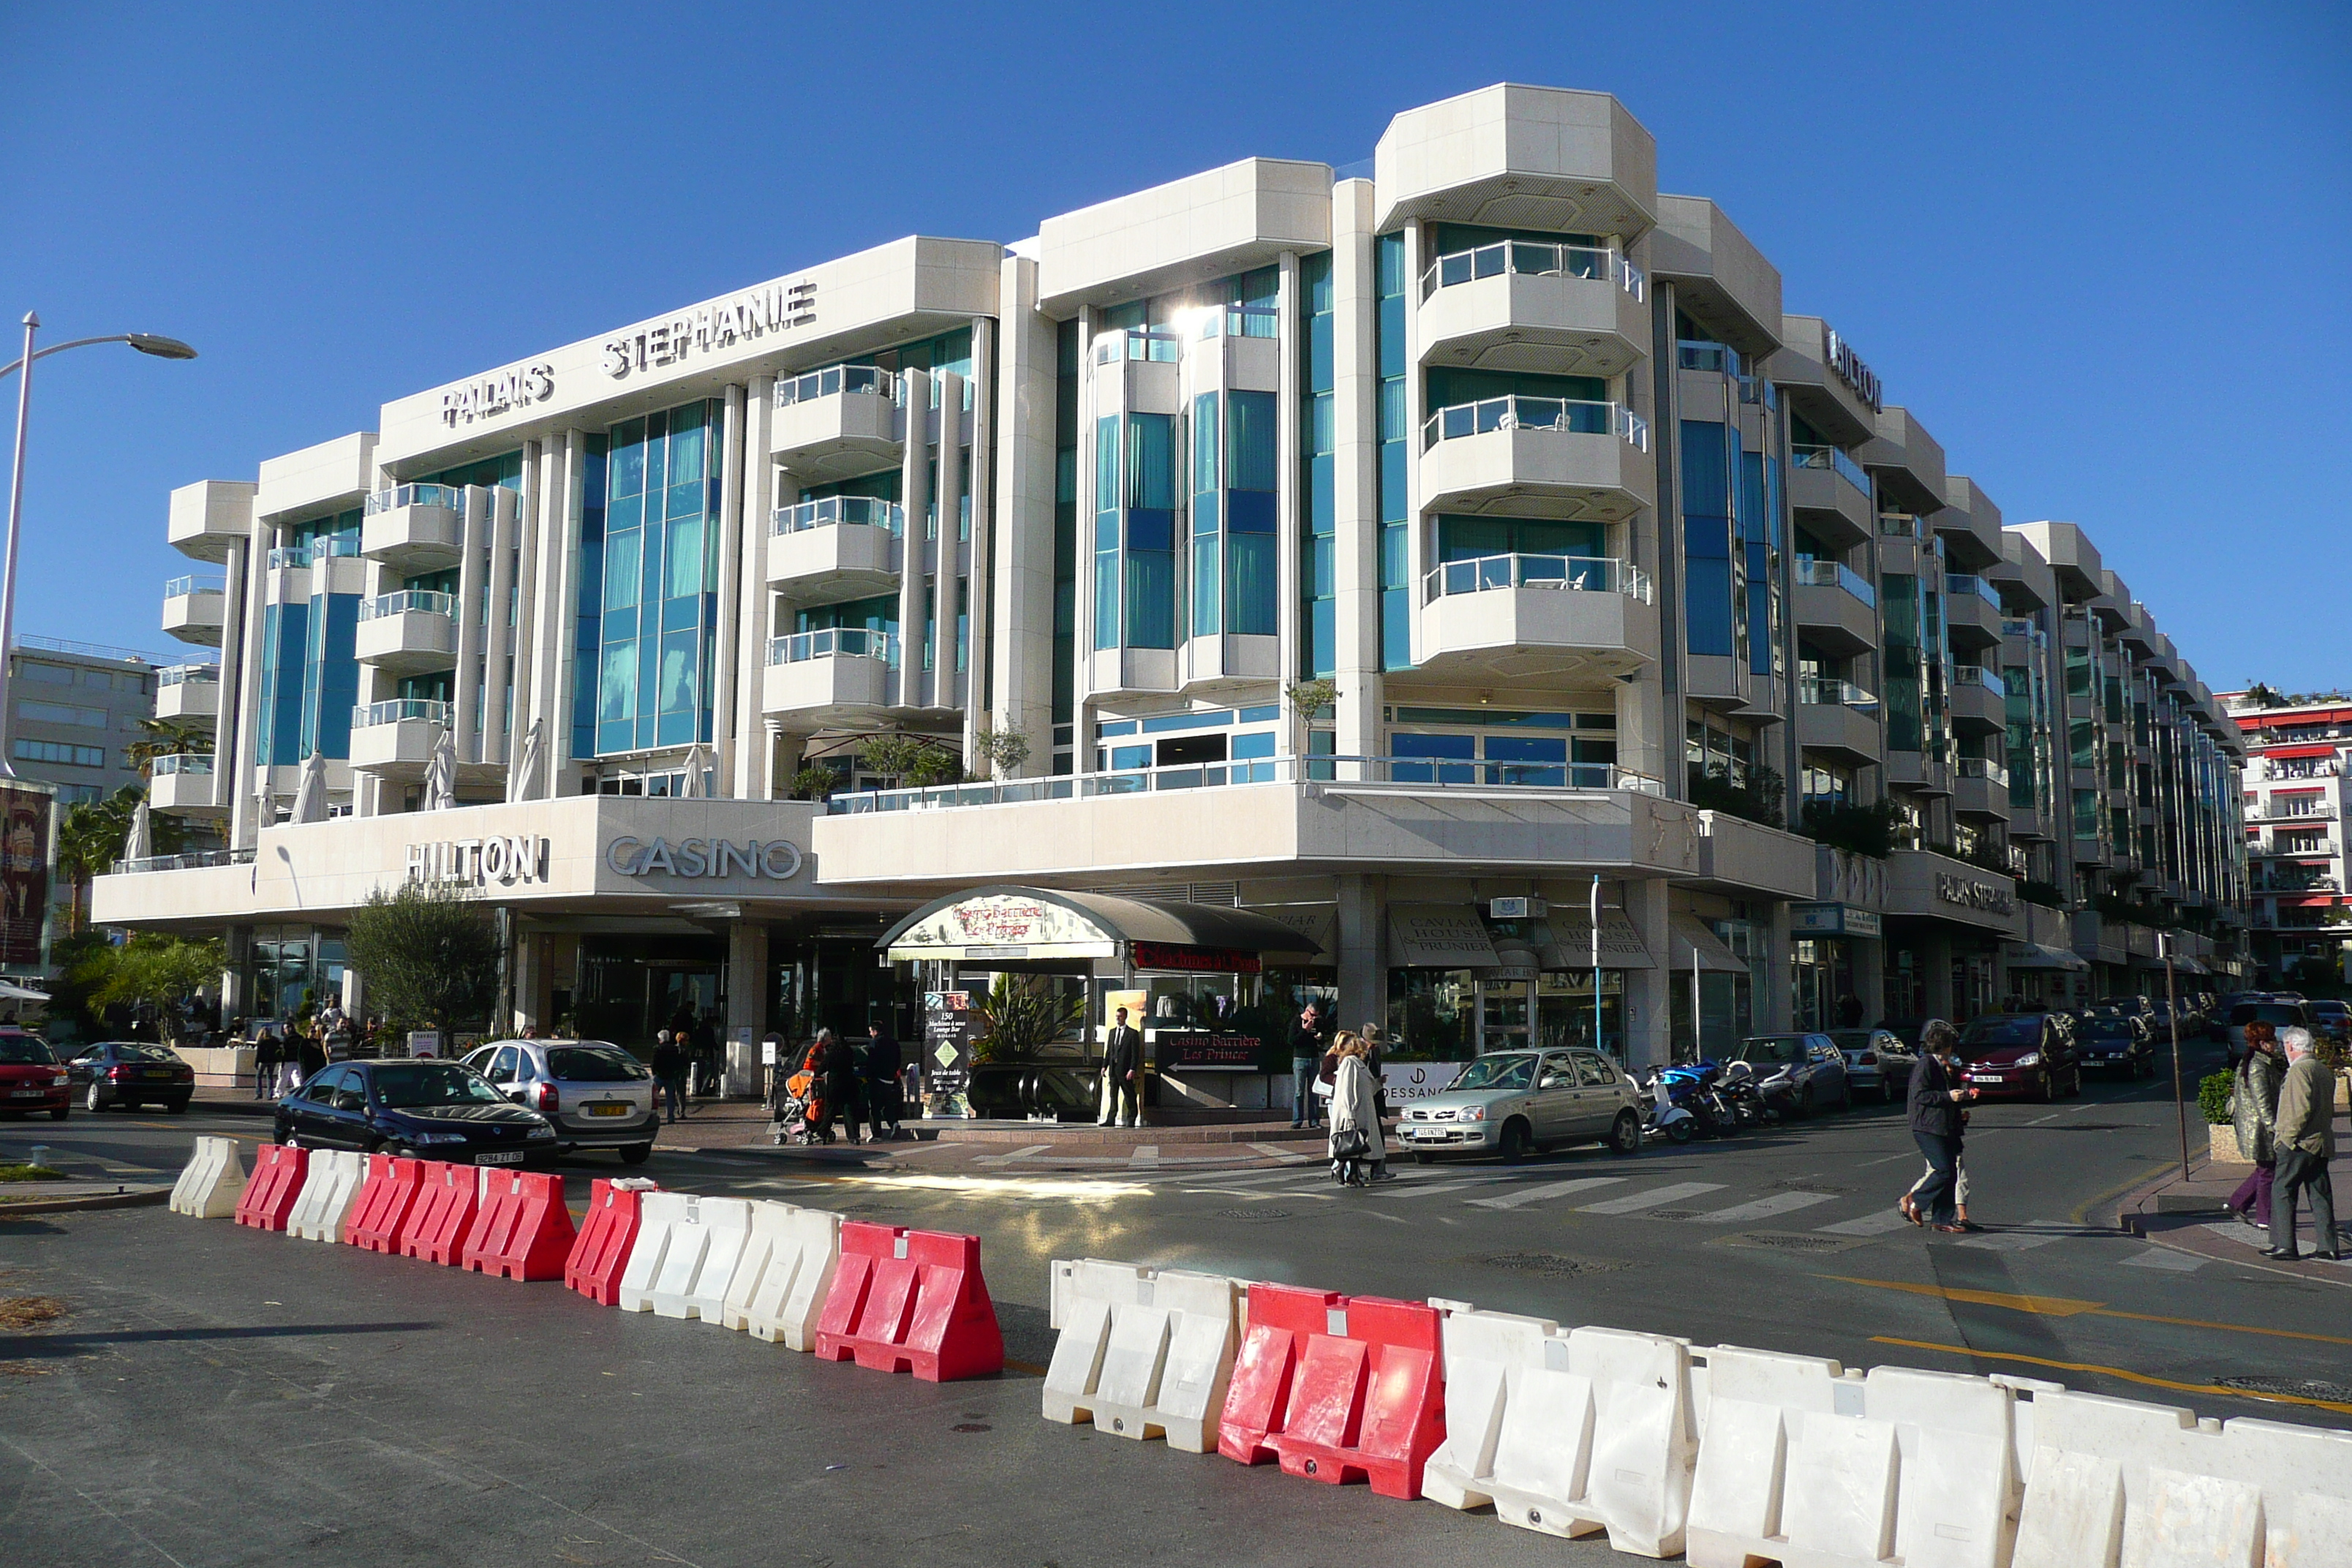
[1640,1071,1698,1142]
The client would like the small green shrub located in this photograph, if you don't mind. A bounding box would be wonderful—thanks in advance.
[2197,1070,2234,1126]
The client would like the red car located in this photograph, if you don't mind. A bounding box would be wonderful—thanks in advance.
[0,1028,69,1120]
[1957,1014,2081,1102]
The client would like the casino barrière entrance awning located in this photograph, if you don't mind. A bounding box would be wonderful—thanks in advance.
[878,886,1324,970]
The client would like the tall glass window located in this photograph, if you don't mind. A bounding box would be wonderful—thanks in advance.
[1681,420,1735,658]
[1376,233,1410,670]
[1883,573,1923,753]
[1300,251,1335,677]
[1124,412,1176,649]
[1093,414,1120,650]
[569,438,608,761]
[1226,390,1278,635]
[590,402,717,754]
[1189,391,1220,637]
[1052,319,1078,758]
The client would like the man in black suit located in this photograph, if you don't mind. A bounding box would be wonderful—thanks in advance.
[1101,1006,1144,1128]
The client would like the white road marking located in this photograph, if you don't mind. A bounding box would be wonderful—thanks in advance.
[1817,1207,1917,1236]
[2120,1248,2205,1273]
[1376,1179,1507,1201]
[1690,1191,1838,1225]
[1579,1182,1725,1215]
[1247,1142,1316,1164]
[1466,1177,1627,1211]
[1955,1231,2065,1252]
[970,1145,1054,1166]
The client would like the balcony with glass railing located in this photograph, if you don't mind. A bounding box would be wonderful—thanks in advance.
[1797,676,1880,762]
[1422,552,1651,602]
[767,497,905,595]
[161,573,226,647]
[349,698,450,774]
[148,751,222,815]
[1420,239,1645,301]
[266,535,362,571]
[1790,443,1871,497]
[1417,552,1658,678]
[1415,241,1649,377]
[1417,395,1651,520]
[763,628,900,728]
[1676,340,1741,375]
[1793,557,1875,608]
[771,363,904,482]
[154,662,219,723]
[355,589,458,673]
[360,483,465,575]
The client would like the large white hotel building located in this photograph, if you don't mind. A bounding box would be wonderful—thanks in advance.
[99,85,2250,1098]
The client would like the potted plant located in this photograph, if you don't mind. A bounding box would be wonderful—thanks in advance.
[2197,1069,2246,1166]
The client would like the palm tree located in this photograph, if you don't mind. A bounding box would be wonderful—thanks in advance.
[124,717,212,777]
[53,785,183,934]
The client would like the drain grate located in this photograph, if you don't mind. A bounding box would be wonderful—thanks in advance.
[1714,1231,1869,1255]
[2218,1375,2352,1403]
[1774,1178,1851,1194]
[1475,1251,1634,1278]
[1646,1210,1700,1221]
[1213,1207,1292,1222]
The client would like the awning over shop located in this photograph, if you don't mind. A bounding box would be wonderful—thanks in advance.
[880,886,1323,964]
[2264,745,2340,760]
[1541,911,1653,968]
[2002,941,2089,973]
[1670,915,1747,975]
[1390,904,1501,968]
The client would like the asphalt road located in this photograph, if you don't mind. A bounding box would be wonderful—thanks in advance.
[4,1041,2349,1567]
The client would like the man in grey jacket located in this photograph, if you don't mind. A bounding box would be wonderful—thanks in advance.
[2266,1027,2341,1262]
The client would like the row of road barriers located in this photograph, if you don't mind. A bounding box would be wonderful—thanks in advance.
[1044,1256,2352,1566]
[170,1139,2352,1562]
[182,1137,1003,1384]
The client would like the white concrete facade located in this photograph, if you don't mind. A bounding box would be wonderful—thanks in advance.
[99,83,2248,1071]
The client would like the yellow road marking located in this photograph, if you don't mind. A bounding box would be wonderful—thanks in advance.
[1825,1275,2352,1348]
[1869,1336,2352,1417]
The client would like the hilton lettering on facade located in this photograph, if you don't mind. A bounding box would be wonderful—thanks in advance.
[408,836,550,887]
[1823,325,1883,412]
[601,281,818,380]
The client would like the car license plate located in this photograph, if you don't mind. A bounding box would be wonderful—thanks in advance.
[144,1069,173,1079]
[475,1151,524,1166]
[1970,1074,2002,1083]
[10,1088,43,1098]
[586,1103,629,1117]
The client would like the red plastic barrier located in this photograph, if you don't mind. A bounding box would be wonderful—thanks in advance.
[399,1161,480,1267]
[233,1142,307,1232]
[461,1170,576,1282]
[1217,1285,1446,1500]
[813,1222,1003,1382]
[343,1154,425,1254]
[564,1178,656,1305]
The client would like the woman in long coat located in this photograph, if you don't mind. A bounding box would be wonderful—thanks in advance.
[1327,1033,1390,1182]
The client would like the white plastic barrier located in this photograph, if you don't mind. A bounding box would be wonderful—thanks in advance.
[284,1149,365,1243]
[720,1202,842,1349]
[169,1136,247,1218]
[615,1193,754,1320]
[1685,1345,1858,1568]
[1042,1258,1240,1452]
[1421,1305,1698,1560]
[2013,1387,2352,1568]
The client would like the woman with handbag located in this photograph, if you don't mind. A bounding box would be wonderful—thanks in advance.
[2228,1020,2283,1233]
[1327,1033,1390,1186]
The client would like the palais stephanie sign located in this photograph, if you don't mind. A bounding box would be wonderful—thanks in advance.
[440,364,556,428]
[602,279,817,380]
[605,836,802,881]
[1935,873,2016,918]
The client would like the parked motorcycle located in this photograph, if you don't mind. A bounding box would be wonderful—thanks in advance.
[1640,1071,1698,1143]
[1718,1060,1779,1126]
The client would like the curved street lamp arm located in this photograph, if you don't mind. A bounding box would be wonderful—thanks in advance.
[0,335,148,381]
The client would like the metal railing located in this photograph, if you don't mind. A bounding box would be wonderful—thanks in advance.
[2001,617,2038,639]
[110,847,256,875]
[1799,676,1880,711]
[1878,512,1927,540]
[267,536,361,570]
[1421,394,1648,452]
[1956,755,2012,788]
[1676,340,1741,375]
[2246,801,2339,823]
[162,574,225,598]
[156,664,218,687]
[2254,837,2338,857]
[823,753,1667,815]
[364,483,464,516]
[358,589,456,622]
[151,753,214,777]
[1422,552,1652,603]
[2261,760,2342,779]
[1418,240,1645,302]
[1946,573,1989,602]
[1793,556,1876,608]
[1789,442,1872,497]
[353,698,450,728]
[1953,665,2007,698]
[766,628,898,666]
[775,363,896,407]
[1186,304,1281,341]
[772,495,904,535]
[1093,327,1183,363]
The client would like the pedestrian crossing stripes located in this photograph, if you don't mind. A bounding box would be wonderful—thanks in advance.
[1689,1191,1837,1226]
[1466,1177,1626,1211]
[1578,1182,1725,1215]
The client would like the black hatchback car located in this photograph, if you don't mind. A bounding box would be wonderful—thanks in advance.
[67,1041,196,1113]
[2073,1012,2156,1077]
[275,1059,559,1166]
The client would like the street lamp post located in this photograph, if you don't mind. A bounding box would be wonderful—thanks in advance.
[0,313,197,777]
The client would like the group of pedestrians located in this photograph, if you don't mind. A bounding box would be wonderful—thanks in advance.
[775,1024,905,1144]
[247,1005,347,1099]
[2227,1021,2341,1262]
[1901,1020,1979,1232]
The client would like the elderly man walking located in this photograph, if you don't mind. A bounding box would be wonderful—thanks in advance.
[2266,1027,2342,1262]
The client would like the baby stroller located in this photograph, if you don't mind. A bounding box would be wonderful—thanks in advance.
[1329,1123,1374,1187]
[772,1066,824,1146]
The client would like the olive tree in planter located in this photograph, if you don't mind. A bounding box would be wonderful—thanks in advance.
[971,724,1032,782]
[342,881,499,1036]
[1284,678,1337,774]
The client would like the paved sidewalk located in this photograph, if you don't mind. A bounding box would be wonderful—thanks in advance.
[2117,1109,2352,1287]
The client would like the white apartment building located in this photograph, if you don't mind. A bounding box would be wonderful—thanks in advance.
[2222,690,2351,985]
[94,85,2248,1100]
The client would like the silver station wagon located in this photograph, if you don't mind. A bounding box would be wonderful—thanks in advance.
[461,1039,658,1164]
[1395,1048,1643,1163]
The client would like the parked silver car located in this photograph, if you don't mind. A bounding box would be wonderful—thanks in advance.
[1826,1028,1914,1104]
[1395,1048,1643,1163]
[461,1039,657,1163]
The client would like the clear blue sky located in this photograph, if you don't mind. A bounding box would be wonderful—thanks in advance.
[3,1,2346,687]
